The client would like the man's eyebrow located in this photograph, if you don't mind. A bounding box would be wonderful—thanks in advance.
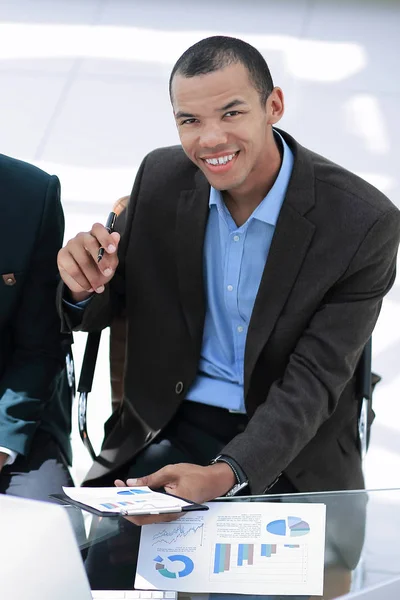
[174,100,248,121]
[219,99,247,111]
[175,110,196,120]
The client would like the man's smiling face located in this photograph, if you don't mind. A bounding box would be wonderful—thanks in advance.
[171,62,282,197]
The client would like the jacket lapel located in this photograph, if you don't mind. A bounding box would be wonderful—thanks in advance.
[175,169,210,354]
[244,132,317,391]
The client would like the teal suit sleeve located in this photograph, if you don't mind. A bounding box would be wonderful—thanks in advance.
[0,176,66,456]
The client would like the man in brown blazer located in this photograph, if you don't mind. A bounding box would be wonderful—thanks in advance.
[58,36,400,508]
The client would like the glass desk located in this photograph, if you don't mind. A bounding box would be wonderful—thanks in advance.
[64,488,400,599]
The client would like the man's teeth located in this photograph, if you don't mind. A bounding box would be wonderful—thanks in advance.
[205,153,237,166]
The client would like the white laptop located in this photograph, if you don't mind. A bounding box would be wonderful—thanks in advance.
[0,494,176,600]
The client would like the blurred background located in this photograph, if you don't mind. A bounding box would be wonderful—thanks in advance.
[0,0,399,487]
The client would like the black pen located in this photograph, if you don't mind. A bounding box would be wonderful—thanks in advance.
[97,211,117,263]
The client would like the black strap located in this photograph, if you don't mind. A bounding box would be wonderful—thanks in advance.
[77,331,102,393]
[358,337,372,401]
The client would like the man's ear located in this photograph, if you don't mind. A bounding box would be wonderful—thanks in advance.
[266,87,285,125]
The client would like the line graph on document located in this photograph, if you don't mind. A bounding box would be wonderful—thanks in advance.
[152,521,205,546]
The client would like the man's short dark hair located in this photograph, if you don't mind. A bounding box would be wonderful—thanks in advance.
[169,35,274,106]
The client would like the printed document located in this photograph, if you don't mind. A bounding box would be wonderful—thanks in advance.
[136,501,326,596]
[62,486,193,516]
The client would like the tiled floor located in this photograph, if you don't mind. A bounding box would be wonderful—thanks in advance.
[1,0,399,499]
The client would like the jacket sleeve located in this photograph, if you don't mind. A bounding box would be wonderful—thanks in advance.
[222,206,400,494]
[0,176,67,456]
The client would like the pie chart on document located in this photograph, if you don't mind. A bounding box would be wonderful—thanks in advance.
[266,516,310,537]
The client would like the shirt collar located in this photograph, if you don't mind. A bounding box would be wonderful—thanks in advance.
[209,129,294,227]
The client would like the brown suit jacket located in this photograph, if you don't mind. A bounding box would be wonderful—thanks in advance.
[60,129,400,493]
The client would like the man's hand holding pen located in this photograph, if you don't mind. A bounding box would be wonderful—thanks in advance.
[57,221,120,303]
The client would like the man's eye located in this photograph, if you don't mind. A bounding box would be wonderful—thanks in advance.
[224,111,240,118]
[181,118,198,125]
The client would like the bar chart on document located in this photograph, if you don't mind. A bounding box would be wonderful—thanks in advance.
[211,541,307,583]
[210,513,312,583]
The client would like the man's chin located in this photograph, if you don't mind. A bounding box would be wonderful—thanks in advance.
[200,171,243,192]
[211,179,244,193]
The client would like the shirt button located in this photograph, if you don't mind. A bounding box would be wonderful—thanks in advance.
[233,235,240,242]
[227,285,233,292]
[237,326,244,333]
[175,381,184,394]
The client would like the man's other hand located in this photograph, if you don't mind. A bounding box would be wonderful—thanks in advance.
[114,462,236,525]
[57,224,121,302]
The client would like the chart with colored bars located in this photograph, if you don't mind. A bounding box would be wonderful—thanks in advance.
[211,543,307,583]
[266,516,310,537]
[152,522,204,546]
[101,488,151,510]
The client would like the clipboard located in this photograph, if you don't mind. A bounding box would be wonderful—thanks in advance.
[49,486,208,518]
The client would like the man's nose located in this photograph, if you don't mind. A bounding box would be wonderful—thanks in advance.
[198,124,228,148]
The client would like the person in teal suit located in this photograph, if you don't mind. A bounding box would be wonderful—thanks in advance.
[0,153,74,500]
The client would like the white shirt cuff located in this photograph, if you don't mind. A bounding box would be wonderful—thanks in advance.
[0,446,18,466]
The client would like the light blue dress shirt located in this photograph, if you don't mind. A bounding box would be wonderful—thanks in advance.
[186,131,294,413]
